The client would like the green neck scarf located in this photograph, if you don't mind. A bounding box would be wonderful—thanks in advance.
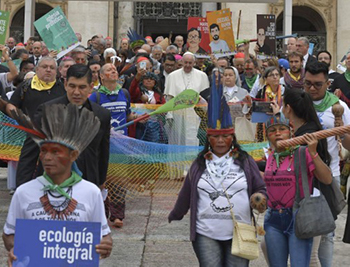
[313,91,339,112]
[345,70,350,83]
[273,146,299,168]
[42,171,82,199]
[98,84,121,95]
[245,74,258,89]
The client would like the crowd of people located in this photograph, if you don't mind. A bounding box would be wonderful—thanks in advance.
[0,31,350,266]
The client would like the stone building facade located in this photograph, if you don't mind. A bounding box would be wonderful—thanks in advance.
[3,0,350,66]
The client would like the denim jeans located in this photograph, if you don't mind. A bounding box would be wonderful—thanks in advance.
[264,208,313,267]
[192,233,249,267]
[318,231,334,267]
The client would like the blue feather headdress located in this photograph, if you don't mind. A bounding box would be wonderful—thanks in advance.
[207,74,234,135]
[127,28,146,50]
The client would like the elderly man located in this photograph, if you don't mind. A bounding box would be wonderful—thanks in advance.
[6,37,16,55]
[174,35,184,54]
[3,57,66,188]
[165,52,209,146]
[58,57,75,82]
[165,52,209,98]
[296,37,317,68]
[287,37,297,53]
[29,41,42,66]
[71,46,88,65]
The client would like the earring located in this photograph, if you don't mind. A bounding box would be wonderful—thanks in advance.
[229,145,239,158]
[204,145,213,160]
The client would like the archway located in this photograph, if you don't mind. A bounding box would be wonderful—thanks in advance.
[10,3,53,43]
[276,6,326,55]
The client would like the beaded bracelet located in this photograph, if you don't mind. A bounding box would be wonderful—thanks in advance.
[311,152,319,159]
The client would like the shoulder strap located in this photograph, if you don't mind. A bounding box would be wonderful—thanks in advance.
[300,146,311,199]
[293,147,301,211]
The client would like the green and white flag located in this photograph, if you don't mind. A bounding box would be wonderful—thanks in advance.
[34,7,80,59]
[0,10,10,45]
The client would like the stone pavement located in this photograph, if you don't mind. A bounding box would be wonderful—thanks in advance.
[1,167,350,266]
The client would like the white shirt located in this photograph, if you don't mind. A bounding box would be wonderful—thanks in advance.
[4,178,110,237]
[210,40,230,53]
[164,68,209,97]
[303,54,309,69]
[313,99,350,176]
[196,156,251,240]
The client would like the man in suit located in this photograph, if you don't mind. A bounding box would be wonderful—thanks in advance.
[35,65,111,187]
[296,37,317,68]
[28,41,43,66]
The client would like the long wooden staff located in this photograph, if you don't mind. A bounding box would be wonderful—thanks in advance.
[277,125,350,149]
[236,10,242,40]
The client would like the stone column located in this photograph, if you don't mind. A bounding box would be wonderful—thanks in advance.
[283,0,292,45]
[337,0,350,64]
[117,2,134,49]
[67,1,109,47]
[24,0,35,42]
[202,3,217,17]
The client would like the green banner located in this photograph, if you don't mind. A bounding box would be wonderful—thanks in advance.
[34,7,79,59]
[151,89,199,115]
[0,10,10,45]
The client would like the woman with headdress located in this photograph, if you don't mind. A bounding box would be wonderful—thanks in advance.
[263,115,332,267]
[169,80,267,266]
[129,68,167,143]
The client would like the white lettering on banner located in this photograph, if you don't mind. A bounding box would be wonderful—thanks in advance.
[39,227,94,263]
[45,11,64,30]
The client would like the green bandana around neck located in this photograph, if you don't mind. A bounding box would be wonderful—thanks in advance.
[42,171,82,199]
[313,91,339,112]
[345,70,350,83]
[273,146,299,168]
[98,84,121,95]
[245,74,258,89]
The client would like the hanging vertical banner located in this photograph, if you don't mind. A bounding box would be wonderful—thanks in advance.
[256,14,276,59]
[207,8,235,57]
[0,10,10,45]
[34,7,80,59]
[13,219,101,267]
[186,17,210,56]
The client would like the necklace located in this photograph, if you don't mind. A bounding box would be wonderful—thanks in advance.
[271,156,293,175]
[182,70,193,89]
[40,187,78,220]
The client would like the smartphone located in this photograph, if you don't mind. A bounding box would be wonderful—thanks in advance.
[252,101,272,113]
[140,61,147,70]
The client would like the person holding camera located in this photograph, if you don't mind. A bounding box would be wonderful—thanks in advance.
[255,66,285,142]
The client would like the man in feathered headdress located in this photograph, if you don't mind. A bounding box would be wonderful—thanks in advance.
[2,103,113,265]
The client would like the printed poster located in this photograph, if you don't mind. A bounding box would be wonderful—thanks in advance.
[206,8,235,57]
[187,17,210,56]
[34,7,80,59]
[0,10,9,45]
[256,15,276,59]
[13,219,101,267]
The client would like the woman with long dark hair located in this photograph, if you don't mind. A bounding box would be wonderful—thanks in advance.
[169,80,267,266]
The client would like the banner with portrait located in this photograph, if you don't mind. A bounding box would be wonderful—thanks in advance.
[256,15,276,59]
[187,17,210,56]
[34,7,80,59]
[206,8,235,57]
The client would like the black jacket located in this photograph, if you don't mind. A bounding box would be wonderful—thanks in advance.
[34,96,111,186]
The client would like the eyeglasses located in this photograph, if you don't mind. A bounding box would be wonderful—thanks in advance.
[304,80,326,90]
[188,35,199,40]
[267,73,280,78]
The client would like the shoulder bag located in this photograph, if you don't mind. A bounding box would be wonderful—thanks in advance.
[223,185,259,260]
[293,146,336,239]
